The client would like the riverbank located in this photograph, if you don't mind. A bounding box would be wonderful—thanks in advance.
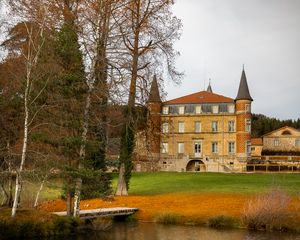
[40,192,300,231]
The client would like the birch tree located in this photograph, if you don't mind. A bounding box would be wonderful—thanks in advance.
[7,18,47,217]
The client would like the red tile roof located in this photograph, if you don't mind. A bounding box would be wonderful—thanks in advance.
[251,138,263,145]
[164,91,234,105]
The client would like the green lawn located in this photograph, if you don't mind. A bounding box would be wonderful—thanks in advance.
[113,172,300,195]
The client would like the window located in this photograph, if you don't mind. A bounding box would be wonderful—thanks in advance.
[194,142,202,157]
[202,104,212,113]
[162,123,169,133]
[162,106,169,114]
[296,139,300,147]
[246,141,251,155]
[178,142,185,154]
[195,105,201,114]
[219,104,228,113]
[169,106,178,114]
[212,105,219,114]
[195,121,201,133]
[274,139,280,147]
[178,122,185,133]
[212,142,218,153]
[282,130,292,135]
[228,142,235,154]
[161,142,168,153]
[245,104,251,112]
[178,106,185,114]
[212,121,218,132]
[228,104,235,113]
[228,121,235,132]
[194,142,201,153]
[185,105,195,114]
[245,119,251,132]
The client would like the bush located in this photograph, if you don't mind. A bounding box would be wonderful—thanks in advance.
[242,187,290,231]
[155,213,181,224]
[0,215,82,238]
[208,215,237,229]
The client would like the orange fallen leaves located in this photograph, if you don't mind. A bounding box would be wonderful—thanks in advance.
[41,193,292,221]
[40,193,300,223]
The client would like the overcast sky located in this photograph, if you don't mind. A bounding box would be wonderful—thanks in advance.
[166,0,300,120]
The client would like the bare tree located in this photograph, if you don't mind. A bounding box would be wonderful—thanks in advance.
[9,18,47,217]
[115,0,182,195]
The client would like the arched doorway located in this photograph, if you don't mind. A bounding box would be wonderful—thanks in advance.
[186,160,206,172]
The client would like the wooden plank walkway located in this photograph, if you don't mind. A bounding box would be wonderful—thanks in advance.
[52,207,139,220]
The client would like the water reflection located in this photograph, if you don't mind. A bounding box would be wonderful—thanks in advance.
[77,222,300,240]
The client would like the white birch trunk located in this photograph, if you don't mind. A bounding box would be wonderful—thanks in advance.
[34,180,45,208]
[73,178,82,217]
[11,67,30,218]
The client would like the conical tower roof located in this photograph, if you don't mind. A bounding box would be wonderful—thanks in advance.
[206,79,213,93]
[148,75,161,103]
[235,68,253,101]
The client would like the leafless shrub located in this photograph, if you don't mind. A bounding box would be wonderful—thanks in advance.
[242,187,290,231]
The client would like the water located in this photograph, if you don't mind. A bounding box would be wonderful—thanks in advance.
[73,222,300,240]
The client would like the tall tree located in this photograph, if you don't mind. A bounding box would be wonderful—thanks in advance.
[115,0,182,195]
[2,17,48,217]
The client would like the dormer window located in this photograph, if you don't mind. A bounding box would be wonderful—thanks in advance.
[178,106,184,114]
[282,130,292,135]
[228,104,235,113]
[212,105,219,114]
[195,105,201,114]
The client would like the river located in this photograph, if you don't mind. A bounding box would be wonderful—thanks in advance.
[72,222,300,240]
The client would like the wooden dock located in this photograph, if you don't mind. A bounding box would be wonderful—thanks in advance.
[52,207,139,220]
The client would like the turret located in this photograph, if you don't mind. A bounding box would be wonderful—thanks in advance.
[206,79,213,93]
[235,68,253,162]
[147,75,162,155]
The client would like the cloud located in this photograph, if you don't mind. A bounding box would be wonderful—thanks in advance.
[166,0,300,119]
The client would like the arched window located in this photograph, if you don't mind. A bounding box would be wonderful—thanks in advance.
[282,130,291,135]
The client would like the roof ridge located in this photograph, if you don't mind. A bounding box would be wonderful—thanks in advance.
[164,90,234,105]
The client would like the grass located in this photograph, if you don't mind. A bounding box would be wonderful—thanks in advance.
[155,212,181,224]
[112,172,300,196]
[208,215,238,229]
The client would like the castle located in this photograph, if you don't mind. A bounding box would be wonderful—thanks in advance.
[134,69,253,172]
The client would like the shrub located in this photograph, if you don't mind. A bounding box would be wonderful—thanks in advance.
[242,187,290,231]
[155,213,180,224]
[208,215,237,229]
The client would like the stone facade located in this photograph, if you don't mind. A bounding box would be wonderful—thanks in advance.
[262,126,300,162]
[134,70,253,172]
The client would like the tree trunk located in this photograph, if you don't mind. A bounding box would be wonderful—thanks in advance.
[73,87,91,217]
[116,5,140,194]
[66,190,73,216]
[34,180,45,208]
[0,183,8,206]
[73,178,82,217]
[11,66,30,218]
[11,174,22,217]
[116,163,128,196]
